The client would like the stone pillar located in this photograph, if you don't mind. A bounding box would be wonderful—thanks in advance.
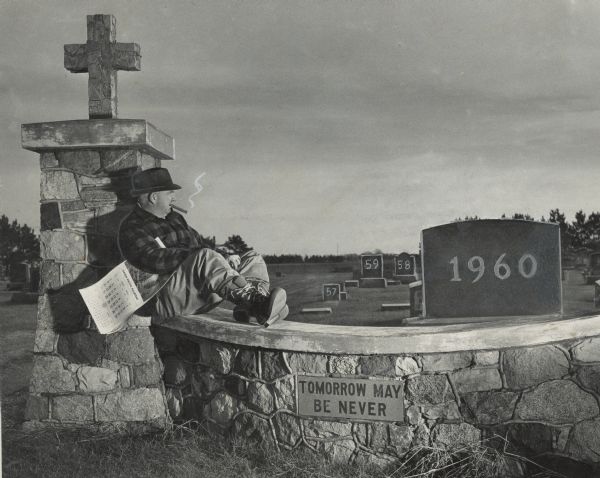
[21,119,175,432]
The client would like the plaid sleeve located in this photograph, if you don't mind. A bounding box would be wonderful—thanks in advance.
[119,223,193,274]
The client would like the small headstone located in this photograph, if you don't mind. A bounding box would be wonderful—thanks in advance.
[394,252,415,278]
[409,281,423,317]
[359,278,387,288]
[344,280,359,288]
[340,291,348,301]
[360,254,383,278]
[380,303,410,311]
[595,280,600,308]
[301,307,332,314]
[322,283,341,301]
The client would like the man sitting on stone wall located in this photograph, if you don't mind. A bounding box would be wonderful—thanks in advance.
[118,167,288,327]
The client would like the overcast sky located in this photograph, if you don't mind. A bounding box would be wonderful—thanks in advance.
[1,0,599,254]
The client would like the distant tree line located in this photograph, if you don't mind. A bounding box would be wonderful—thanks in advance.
[0,215,40,276]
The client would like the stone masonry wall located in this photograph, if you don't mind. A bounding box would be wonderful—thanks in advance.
[25,149,170,431]
[154,328,600,472]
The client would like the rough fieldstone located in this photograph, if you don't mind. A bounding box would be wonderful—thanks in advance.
[576,365,600,394]
[304,419,352,438]
[432,423,481,448]
[261,352,289,381]
[370,423,389,449]
[61,200,87,212]
[233,413,273,444]
[422,401,461,420]
[25,395,49,421]
[94,205,134,235]
[192,370,224,398]
[421,352,472,372]
[141,153,160,170]
[396,356,420,376]
[572,338,600,363]
[34,328,58,353]
[163,356,188,385]
[100,359,120,371]
[555,427,571,452]
[101,149,140,171]
[30,355,76,394]
[56,150,101,174]
[52,395,94,421]
[132,362,163,387]
[40,152,58,169]
[515,380,599,424]
[474,351,499,366]
[95,389,167,422]
[286,352,327,374]
[86,234,121,266]
[247,382,274,414]
[411,423,431,447]
[389,424,414,457]
[566,418,600,463]
[39,261,61,291]
[199,341,236,374]
[37,294,53,329]
[127,314,152,328]
[41,170,79,200]
[233,349,259,378]
[406,405,423,425]
[62,210,95,231]
[273,375,295,411]
[40,202,62,231]
[360,355,396,376]
[322,440,355,463]
[224,375,247,396]
[462,390,519,425]
[61,263,98,287]
[57,330,105,365]
[79,188,118,204]
[77,366,118,392]
[272,413,301,447]
[118,366,131,388]
[505,423,555,454]
[206,392,237,425]
[451,368,502,394]
[105,329,157,364]
[166,388,183,418]
[329,355,358,375]
[77,176,112,187]
[503,346,569,389]
[406,375,454,405]
[40,230,86,261]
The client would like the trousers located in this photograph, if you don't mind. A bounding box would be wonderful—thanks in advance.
[153,248,269,322]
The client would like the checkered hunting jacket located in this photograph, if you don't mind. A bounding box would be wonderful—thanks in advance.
[118,206,213,274]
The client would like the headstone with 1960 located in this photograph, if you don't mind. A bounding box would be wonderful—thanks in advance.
[421,220,562,318]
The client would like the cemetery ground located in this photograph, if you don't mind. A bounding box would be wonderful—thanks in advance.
[2,269,596,477]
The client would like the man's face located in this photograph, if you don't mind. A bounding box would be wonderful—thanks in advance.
[152,190,176,218]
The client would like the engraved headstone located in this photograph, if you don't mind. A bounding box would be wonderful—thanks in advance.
[394,252,415,278]
[322,283,341,301]
[360,254,383,278]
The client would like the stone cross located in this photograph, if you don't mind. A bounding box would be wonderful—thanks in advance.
[64,14,141,119]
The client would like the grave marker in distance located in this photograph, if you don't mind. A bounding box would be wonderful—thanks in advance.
[421,220,562,318]
[360,254,383,278]
[394,252,415,278]
[322,283,341,301]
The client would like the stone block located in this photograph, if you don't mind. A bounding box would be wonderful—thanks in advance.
[94,205,134,236]
[40,230,86,261]
[118,366,131,388]
[360,355,396,376]
[37,294,53,329]
[329,355,359,375]
[39,261,61,291]
[273,375,295,411]
[272,412,301,447]
[462,390,519,425]
[77,366,118,392]
[56,150,101,174]
[86,234,121,266]
[233,349,259,378]
[451,368,502,394]
[576,365,600,394]
[304,419,352,438]
[406,374,454,405]
[389,424,414,456]
[132,362,163,387]
[141,153,159,170]
[199,341,236,374]
[80,188,118,204]
[233,413,273,444]
[166,388,183,418]
[25,395,49,421]
[247,382,274,414]
[40,152,58,169]
[421,352,472,372]
[61,263,98,287]
[261,351,289,381]
[359,278,387,288]
[191,370,224,398]
[515,380,598,424]
[95,388,167,422]
[57,330,105,365]
[286,352,327,374]
[34,328,58,353]
[126,314,152,328]
[62,209,95,231]
[474,351,499,366]
[395,356,420,376]
[29,355,76,394]
[572,338,600,363]
[566,418,600,463]
[431,423,481,448]
[52,395,94,421]
[40,170,79,200]
[422,401,461,420]
[405,405,423,425]
[503,345,569,389]
[206,391,237,425]
[504,423,555,455]
[61,200,87,212]
[105,329,157,364]
[40,202,62,231]
[100,149,140,172]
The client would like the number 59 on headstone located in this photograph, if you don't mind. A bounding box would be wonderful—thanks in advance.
[361,254,383,278]
[322,283,341,301]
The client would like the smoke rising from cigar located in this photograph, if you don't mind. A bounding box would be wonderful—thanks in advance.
[188,172,206,210]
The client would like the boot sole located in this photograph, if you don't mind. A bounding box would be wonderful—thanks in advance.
[261,288,288,327]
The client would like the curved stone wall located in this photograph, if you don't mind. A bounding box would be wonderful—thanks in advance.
[154,313,600,471]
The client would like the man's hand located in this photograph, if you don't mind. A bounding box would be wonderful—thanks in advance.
[228,254,241,269]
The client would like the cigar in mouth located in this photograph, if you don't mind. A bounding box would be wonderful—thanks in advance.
[171,204,188,214]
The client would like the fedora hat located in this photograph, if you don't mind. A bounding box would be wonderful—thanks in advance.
[130,168,181,197]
